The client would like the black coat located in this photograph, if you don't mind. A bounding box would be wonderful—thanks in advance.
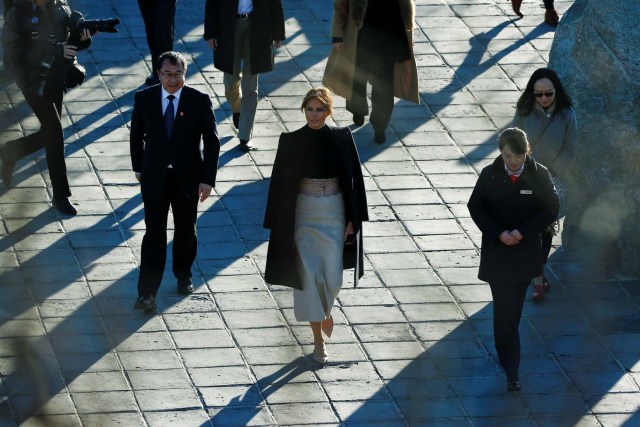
[263,125,369,290]
[468,155,559,283]
[2,0,91,91]
[203,0,285,75]
[130,85,221,200]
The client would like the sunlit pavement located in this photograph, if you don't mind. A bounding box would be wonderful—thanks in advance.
[1,1,639,426]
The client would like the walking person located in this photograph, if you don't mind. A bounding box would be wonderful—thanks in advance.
[511,0,560,26]
[264,88,368,364]
[1,0,95,215]
[468,128,559,391]
[203,0,285,152]
[322,0,419,144]
[130,51,220,312]
[513,68,576,301]
[137,0,177,85]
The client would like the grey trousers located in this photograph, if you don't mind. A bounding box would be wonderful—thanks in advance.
[223,17,258,141]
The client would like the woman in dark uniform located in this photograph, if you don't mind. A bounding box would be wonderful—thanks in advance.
[468,128,558,391]
[263,88,368,364]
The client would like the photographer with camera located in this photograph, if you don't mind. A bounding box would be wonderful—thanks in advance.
[1,0,97,214]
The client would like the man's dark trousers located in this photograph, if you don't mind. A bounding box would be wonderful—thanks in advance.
[138,169,198,297]
[137,0,177,72]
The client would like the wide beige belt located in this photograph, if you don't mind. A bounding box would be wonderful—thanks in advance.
[298,177,341,197]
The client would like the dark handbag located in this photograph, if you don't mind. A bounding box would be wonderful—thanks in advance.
[343,231,362,289]
[550,172,568,219]
[64,59,86,90]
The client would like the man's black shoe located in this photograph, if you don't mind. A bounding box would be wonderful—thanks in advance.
[0,146,16,188]
[145,73,160,86]
[353,114,365,127]
[232,113,240,129]
[507,375,521,392]
[52,196,77,216]
[133,295,156,311]
[239,139,253,152]
[177,278,194,295]
[374,131,386,144]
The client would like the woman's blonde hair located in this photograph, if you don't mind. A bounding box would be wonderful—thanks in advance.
[301,87,334,115]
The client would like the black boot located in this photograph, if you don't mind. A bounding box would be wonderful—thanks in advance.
[53,196,77,215]
[0,145,16,188]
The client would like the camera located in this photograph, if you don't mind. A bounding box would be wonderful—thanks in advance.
[69,11,120,36]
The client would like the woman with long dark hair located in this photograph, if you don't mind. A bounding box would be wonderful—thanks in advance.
[513,68,576,301]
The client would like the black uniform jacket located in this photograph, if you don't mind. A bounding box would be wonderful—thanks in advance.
[2,0,91,90]
[130,85,220,200]
[263,125,369,290]
[203,0,285,75]
[468,155,559,284]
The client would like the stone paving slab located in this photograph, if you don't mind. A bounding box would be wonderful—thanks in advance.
[2,0,640,426]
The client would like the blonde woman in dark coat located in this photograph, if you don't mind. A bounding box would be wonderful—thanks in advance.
[322,0,419,144]
[264,88,368,364]
[468,128,559,391]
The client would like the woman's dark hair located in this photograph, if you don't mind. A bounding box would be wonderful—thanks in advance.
[499,128,531,155]
[516,68,573,118]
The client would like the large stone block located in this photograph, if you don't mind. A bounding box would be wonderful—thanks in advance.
[549,0,640,274]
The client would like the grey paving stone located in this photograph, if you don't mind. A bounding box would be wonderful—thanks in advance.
[136,388,202,411]
[79,412,144,426]
[207,406,273,426]
[334,400,407,424]
[72,390,139,414]
[144,409,212,427]
[8,393,76,416]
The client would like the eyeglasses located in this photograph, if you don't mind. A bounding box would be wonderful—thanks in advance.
[534,91,555,98]
[160,71,185,80]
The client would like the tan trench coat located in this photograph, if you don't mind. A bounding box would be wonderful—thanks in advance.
[322,0,419,104]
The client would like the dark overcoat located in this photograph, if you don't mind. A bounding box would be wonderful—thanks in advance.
[263,125,369,290]
[203,0,285,75]
[130,85,220,200]
[468,155,559,284]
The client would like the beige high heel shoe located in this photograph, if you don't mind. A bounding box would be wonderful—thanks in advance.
[312,343,328,364]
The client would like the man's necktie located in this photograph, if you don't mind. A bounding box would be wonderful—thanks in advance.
[509,175,518,184]
[164,94,175,137]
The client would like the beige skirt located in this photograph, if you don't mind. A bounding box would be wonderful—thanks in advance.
[293,179,345,322]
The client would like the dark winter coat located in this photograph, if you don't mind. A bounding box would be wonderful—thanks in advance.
[2,0,91,91]
[203,0,285,75]
[468,155,559,283]
[263,125,369,290]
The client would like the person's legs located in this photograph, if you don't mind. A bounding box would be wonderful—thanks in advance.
[237,19,258,143]
[152,0,176,70]
[170,181,198,282]
[543,0,559,25]
[369,51,395,141]
[137,0,156,64]
[1,87,70,199]
[223,19,244,124]
[346,45,370,120]
[489,281,529,380]
[310,321,327,363]
[138,184,171,299]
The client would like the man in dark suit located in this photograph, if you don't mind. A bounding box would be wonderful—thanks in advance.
[203,0,285,151]
[137,0,177,85]
[130,51,220,311]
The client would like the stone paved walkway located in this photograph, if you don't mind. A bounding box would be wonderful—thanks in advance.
[1,0,640,426]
